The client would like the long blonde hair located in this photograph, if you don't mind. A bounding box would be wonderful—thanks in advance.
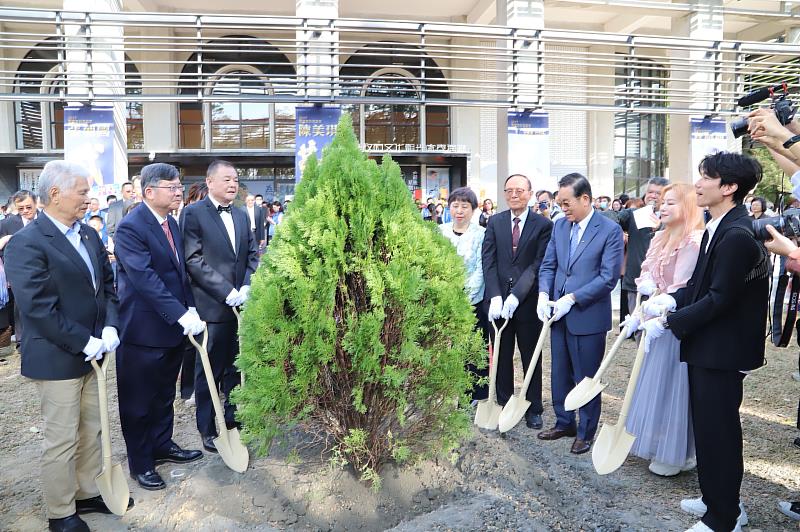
[655,183,704,254]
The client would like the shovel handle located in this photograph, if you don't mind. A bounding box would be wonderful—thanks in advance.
[486,319,509,403]
[230,307,245,389]
[189,327,230,442]
[615,322,650,424]
[518,309,557,397]
[91,354,114,471]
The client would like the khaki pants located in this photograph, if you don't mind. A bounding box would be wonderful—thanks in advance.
[34,372,101,519]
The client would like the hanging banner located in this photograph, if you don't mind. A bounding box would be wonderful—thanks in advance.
[64,105,121,206]
[295,106,341,182]
[690,118,728,183]
[508,111,553,192]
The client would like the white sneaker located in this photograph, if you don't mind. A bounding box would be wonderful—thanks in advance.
[778,501,800,521]
[649,460,681,476]
[680,497,748,526]
[684,520,742,532]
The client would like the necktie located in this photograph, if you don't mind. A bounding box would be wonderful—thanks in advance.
[161,219,178,259]
[569,222,581,259]
[67,227,96,289]
[217,204,232,214]
[512,217,520,256]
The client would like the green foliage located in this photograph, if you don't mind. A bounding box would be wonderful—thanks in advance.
[748,146,792,203]
[232,114,483,483]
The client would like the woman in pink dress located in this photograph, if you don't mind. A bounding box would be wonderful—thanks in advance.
[624,183,705,476]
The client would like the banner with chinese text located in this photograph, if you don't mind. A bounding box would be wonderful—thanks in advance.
[295,106,342,182]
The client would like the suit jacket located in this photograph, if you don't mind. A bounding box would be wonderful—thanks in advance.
[668,205,769,371]
[0,214,27,259]
[5,214,118,380]
[482,208,553,318]
[538,211,624,335]
[114,202,195,348]
[105,199,135,239]
[246,205,266,243]
[182,197,259,322]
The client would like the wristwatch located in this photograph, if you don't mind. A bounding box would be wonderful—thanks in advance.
[783,134,800,149]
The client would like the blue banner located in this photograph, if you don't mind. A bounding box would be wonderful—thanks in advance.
[295,106,341,182]
[507,111,553,191]
[64,105,116,188]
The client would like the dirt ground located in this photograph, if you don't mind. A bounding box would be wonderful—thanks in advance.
[1,326,799,532]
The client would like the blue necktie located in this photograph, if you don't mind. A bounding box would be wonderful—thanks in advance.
[67,227,96,289]
[569,222,581,259]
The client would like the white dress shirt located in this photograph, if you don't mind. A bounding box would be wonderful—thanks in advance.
[510,206,530,233]
[43,211,96,289]
[208,196,237,255]
[247,205,256,232]
[704,208,731,252]
[571,207,595,245]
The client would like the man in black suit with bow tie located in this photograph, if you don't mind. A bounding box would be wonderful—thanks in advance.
[182,160,259,452]
[482,174,553,429]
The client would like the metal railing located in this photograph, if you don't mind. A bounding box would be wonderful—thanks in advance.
[0,6,798,115]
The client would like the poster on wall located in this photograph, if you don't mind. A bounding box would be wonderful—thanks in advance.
[18,168,42,192]
[295,106,342,182]
[690,118,728,183]
[508,111,553,191]
[424,168,450,201]
[64,105,120,206]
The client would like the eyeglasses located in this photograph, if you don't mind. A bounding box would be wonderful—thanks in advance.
[150,185,183,193]
[504,188,530,196]
[17,205,35,211]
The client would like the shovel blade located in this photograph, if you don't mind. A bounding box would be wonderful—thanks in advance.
[497,396,530,433]
[95,463,130,516]
[214,428,249,473]
[564,378,608,412]
[591,422,636,475]
[474,400,503,430]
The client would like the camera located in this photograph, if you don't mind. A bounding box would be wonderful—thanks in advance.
[730,83,796,139]
[538,201,549,212]
[752,207,800,241]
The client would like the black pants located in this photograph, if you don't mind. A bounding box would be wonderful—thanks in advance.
[180,341,196,400]
[688,364,745,531]
[469,303,490,401]
[488,311,544,414]
[117,341,184,474]
[194,320,239,437]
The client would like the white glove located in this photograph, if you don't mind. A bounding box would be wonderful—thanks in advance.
[225,288,241,306]
[100,326,119,353]
[188,306,198,316]
[500,294,519,320]
[637,279,657,297]
[642,293,676,318]
[488,296,503,321]
[620,314,640,339]
[537,292,552,322]
[239,285,251,303]
[552,294,576,321]
[83,336,105,362]
[177,309,206,336]
[639,317,667,353]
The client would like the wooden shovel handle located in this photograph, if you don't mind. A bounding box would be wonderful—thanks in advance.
[91,353,114,470]
[189,328,230,441]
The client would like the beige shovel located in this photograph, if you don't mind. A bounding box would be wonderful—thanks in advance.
[90,354,131,516]
[474,319,509,430]
[591,321,649,475]
[498,307,557,433]
[231,307,244,388]
[564,293,644,412]
[189,328,249,473]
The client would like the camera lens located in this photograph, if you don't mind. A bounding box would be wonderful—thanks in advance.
[752,215,783,241]
[730,117,750,139]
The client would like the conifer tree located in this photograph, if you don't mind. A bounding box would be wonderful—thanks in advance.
[233,114,483,484]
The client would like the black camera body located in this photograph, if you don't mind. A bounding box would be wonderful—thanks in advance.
[752,207,800,241]
[731,83,797,139]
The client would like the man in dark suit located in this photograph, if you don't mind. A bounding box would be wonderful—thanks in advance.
[537,173,624,454]
[182,160,259,452]
[482,174,553,429]
[244,193,266,249]
[114,163,205,491]
[5,160,130,532]
[643,152,767,532]
[105,178,140,240]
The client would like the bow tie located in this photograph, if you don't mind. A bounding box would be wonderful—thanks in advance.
[217,205,232,214]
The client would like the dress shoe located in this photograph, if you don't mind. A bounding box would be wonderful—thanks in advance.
[525,412,543,430]
[76,495,134,515]
[132,469,166,491]
[570,438,592,454]
[225,420,241,430]
[154,443,203,465]
[202,435,218,454]
[537,426,577,440]
[48,513,89,532]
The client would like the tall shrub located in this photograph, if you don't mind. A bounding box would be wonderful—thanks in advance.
[233,114,483,483]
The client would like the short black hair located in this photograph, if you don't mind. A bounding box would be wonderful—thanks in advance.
[11,190,36,204]
[558,172,592,200]
[751,196,767,211]
[88,215,104,224]
[647,177,669,188]
[504,174,532,190]
[140,163,180,190]
[121,181,133,190]
[698,151,762,205]
[207,159,236,179]
[536,190,553,201]
[106,194,117,203]
[447,187,478,209]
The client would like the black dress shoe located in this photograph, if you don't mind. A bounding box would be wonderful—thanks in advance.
[537,426,577,440]
[154,443,203,465]
[525,412,543,430]
[570,438,592,454]
[48,513,89,532]
[225,420,241,430]
[76,494,134,514]
[132,469,166,491]
[202,435,218,454]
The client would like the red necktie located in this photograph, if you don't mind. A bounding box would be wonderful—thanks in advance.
[161,220,178,259]
[512,217,520,256]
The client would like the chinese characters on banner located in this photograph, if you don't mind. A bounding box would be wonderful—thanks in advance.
[64,105,119,206]
[690,118,728,183]
[295,106,342,182]
[507,111,554,192]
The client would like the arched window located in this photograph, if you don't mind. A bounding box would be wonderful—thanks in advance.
[178,36,295,150]
[340,42,450,146]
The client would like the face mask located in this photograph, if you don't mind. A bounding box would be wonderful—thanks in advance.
[599,201,608,210]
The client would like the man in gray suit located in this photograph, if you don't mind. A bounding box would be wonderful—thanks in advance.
[537,173,624,454]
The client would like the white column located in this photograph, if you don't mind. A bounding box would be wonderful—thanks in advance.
[0,22,15,153]
[296,0,338,99]
[450,35,486,197]
[587,44,615,197]
[136,27,178,154]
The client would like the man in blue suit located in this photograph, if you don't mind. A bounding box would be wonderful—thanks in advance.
[114,163,207,491]
[537,173,624,454]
